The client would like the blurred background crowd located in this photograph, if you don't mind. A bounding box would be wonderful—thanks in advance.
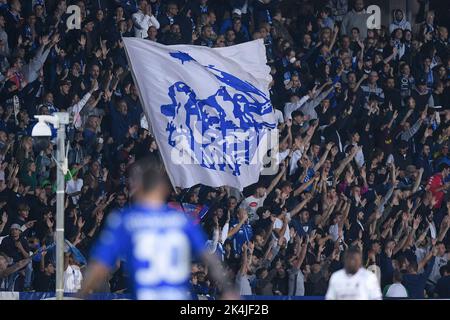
[0,0,449,299]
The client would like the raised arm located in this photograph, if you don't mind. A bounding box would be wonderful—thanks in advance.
[313,142,333,172]
[266,164,288,195]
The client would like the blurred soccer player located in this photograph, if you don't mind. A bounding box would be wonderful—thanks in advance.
[325,247,382,300]
[80,157,235,300]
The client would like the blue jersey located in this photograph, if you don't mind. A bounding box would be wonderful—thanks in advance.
[91,204,207,300]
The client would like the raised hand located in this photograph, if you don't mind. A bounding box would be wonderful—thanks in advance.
[1,211,7,225]
[77,216,85,229]
[413,215,422,230]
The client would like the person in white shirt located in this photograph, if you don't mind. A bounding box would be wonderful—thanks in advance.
[64,253,83,293]
[66,168,84,205]
[132,0,160,39]
[383,271,408,298]
[240,164,286,223]
[343,131,365,168]
[326,247,382,300]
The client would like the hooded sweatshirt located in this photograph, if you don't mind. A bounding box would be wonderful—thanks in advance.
[341,9,371,39]
[389,10,412,34]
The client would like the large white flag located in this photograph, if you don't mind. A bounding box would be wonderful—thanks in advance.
[123,38,277,190]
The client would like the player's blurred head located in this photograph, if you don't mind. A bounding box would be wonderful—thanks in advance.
[129,157,170,201]
[344,246,362,275]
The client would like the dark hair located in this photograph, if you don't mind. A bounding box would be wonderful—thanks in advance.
[393,270,403,282]
[344,246,362,258]
[129,156,168,193]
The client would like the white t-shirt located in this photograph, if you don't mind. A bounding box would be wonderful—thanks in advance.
[325,268,382,300]
[428,255,448,284]
[64,265,83,293]
[384,283,408,298]
[273,109,284,125]
[66,178,84,205]
[273,213,291,243]
[241,194,267,222]
[236,273,253,295]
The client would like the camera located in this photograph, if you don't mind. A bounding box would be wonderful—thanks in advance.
[32,118,52,153]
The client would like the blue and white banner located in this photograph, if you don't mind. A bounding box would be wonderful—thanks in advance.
[123,38,277,190]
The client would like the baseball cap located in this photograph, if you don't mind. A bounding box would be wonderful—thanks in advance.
[232,8,242,16]
[10,224,22,231]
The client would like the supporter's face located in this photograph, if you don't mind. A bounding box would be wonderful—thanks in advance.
[139,0,148,11]
[208,13,216,24]
[228,199,237,209]
[357,211,364,220]
[352,132,360,143]
[255,235,264,246]
[301,211,309,222]
[168,5,178,16]
[372,243,381,253]
[437,244,446,256]
[303,34,311,46]
[19,209,29,219]
[169,24,180,34]
[395,11,403,21]
[423,145,430,155]
[344,252,362,274]
[91,66,100,79]
[118,101,128,114]
[401,64,411,75]
[354,0,364,11]
[233,19,242,31]
[0,15,5,28]
[259,27,268,38]
[226,30,235,42]
[215,36,225,47]
[238,209,247,222]
[352,29,360,39]
[117,195,126,207]
[256,187,266,197]
[148,26,157,38]
[11,228,20,239]
[399,147,408,155]
[86,22,94,31]
[91,162,99,173]
[291,77,301,87]
[204,26,214,38]
[35,5,44,17]
[11,0,21,11]
[387,78,395,88]
[369,72,378,83]
[46,263,55,274]
[61,84,70,94]
[342,37,350,48]
[348,73,356,83]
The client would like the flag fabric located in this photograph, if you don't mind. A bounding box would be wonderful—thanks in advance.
[123,38,276,190]
[167,202,209,224]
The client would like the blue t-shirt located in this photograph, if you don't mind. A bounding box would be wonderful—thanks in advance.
[91,204,207,300]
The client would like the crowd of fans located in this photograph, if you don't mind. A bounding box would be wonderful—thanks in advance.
[0,0,449,299]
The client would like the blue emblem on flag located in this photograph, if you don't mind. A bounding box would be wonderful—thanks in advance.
[161,51,276,177]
